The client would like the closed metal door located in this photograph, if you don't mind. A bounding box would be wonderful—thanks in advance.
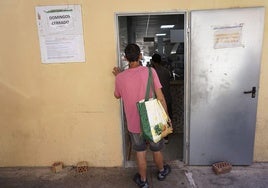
[189,7,265,165]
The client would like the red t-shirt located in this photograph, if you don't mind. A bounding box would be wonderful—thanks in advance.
[114,66,162,133]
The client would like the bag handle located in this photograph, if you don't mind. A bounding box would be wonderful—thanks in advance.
[145,67,155,100]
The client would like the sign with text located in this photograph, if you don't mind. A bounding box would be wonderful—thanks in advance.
[36,5,85,63]
[213,24,244,49]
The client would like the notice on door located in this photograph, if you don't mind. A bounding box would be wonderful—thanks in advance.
[213,24,244,49]
[36,5,85,63]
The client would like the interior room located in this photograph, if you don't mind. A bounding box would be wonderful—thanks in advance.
[117,13,185,164]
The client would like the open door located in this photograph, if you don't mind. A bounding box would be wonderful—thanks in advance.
[188,7,265,165]
[116,13,186,166]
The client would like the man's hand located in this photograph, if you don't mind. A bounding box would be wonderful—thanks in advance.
[167,117,173,128]
[161,125,173,138]
[112,67,122,76]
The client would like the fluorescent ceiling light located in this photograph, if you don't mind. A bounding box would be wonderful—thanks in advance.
[160,25,175,29]
[156,33,166,36]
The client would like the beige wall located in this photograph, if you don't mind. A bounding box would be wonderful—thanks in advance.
[0,0,267,167]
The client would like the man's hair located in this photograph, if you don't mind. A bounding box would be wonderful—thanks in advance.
[124,44,141,62]
[152,53,161,64]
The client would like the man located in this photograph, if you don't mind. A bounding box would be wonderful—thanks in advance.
[151,53,173,144]
[113,44,171,188]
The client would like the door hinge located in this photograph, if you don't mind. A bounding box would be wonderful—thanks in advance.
[187,27,190,34]
[186,27,190,40]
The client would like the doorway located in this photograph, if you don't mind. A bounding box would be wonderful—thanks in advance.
[116,12,187,165]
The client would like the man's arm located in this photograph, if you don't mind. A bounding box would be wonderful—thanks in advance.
[113,67,122,99]
[114,92,121,99]
[155,88,168,115]
[155,88,172,125]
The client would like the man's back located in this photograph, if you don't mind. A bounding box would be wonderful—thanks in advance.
[154,65,172,103]
[115,66,161,133]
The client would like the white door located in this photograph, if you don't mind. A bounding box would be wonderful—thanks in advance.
[189,7,265,165]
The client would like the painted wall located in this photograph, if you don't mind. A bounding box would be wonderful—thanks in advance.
[0,0,267,167]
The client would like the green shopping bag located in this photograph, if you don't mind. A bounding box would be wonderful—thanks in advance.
[137,67,172,143]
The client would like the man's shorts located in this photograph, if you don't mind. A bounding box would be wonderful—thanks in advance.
[129,132,164,152]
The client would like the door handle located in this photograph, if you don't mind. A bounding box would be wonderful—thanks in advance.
[243,87,256,98]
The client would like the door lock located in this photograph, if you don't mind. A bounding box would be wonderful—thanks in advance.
[243,87,256,98]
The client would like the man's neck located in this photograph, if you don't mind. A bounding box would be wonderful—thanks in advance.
[129,61,140,68]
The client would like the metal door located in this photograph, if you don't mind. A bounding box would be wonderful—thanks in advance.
[189,7,265,165]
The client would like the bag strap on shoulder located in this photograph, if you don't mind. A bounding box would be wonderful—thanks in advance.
[145,67,155,100]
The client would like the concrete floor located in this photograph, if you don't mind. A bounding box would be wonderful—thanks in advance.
[188,163,268,188]
[0,164,189,188]
[1,163,268,188]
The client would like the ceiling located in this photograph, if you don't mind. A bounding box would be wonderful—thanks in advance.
[118,14,184,56]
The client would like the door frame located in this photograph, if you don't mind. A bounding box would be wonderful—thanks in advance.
[114,11,190,166]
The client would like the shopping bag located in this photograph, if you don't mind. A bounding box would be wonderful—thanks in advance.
[137,67,173,143]
[137,98,172,143]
